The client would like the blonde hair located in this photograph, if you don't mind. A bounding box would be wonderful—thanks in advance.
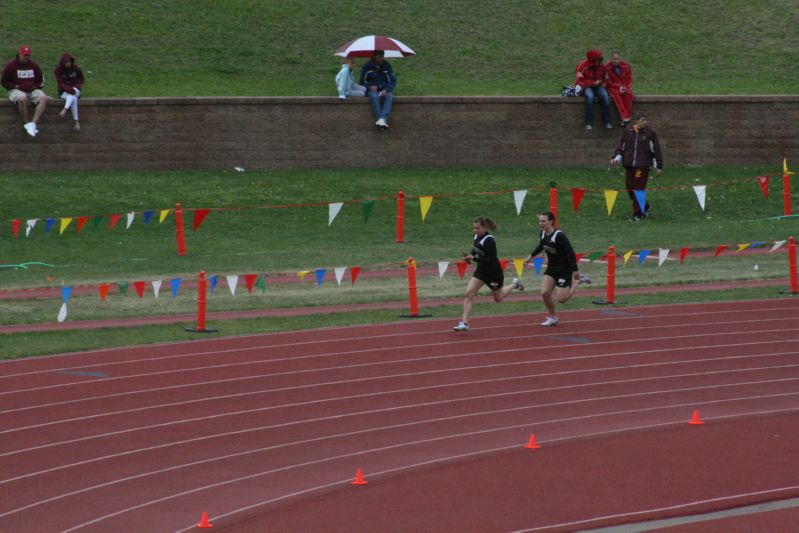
[473,216,498,232]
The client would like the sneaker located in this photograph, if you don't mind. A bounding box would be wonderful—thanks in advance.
[584,124,592,130]
[628,215,641,222]
[605,123,613,129]
[23,122,37,138]
[375,118,388,129]
[453,321,469,332]
[541,316,559,327]
[72,123,81,133]
[578,273,592,284]
[512,277,524,291]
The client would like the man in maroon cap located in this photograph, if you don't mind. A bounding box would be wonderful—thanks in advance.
[1,45,49,138]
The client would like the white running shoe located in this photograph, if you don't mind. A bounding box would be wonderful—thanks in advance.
[578,273,592,284]
[541,316,559,327]
[512,278,524,291]
[375,118,388,129]
[24,122,37,138]
[452,321,469,332]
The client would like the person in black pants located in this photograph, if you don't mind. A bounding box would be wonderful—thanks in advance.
[453,217,524,332]
[525,211,591,326]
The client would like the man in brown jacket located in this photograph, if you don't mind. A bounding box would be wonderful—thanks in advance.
[610,115,663,221]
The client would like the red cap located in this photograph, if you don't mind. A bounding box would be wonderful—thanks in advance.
[18,45,32,56]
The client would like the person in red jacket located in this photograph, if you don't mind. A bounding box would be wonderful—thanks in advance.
[1,45,48,138]
[604,50,634,126]
[54,52,84,132]
[574,49,611,130]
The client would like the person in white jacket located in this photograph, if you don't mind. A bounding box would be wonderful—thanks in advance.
[335,57,366,99]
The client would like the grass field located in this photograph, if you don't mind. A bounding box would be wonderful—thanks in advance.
[1,1,797,97]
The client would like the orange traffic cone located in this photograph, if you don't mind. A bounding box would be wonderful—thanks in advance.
[351,468,368,485]
[688,409,705,425]
[524,434,541,449]
[196,511,213,528]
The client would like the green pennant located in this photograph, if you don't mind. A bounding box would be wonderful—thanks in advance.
[255,275,266,293]
[93,215,104,229]
[117,282,129,295]
[362,200,376,223]
[589,251,603,262]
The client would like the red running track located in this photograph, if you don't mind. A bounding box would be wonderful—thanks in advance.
[0,298,797,532]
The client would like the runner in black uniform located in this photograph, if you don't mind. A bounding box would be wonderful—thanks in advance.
[453,217,524,332]
[525,211,591,326]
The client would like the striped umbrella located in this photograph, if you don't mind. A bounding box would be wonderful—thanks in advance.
[335,35,416,58]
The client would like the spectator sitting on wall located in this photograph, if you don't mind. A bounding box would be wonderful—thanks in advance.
[54,52,84,132]
[1,45,49,138]
[574,49,611,130]
[336,57,366,99]
[359,50,396,129]
[604,50,634,126]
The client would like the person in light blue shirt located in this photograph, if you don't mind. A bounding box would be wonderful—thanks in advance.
[335,57,366,99]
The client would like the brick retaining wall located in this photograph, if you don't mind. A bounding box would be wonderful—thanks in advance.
[0,96,797,171]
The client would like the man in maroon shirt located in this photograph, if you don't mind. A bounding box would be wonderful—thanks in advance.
[1,45,49,138]
[610,115,664,221]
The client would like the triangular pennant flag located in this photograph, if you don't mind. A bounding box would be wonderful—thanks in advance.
[438,261,449,278]
[76,216,88,233]
[328,203,343,226]
[170,278,181,298]
[334,267,347,286]
[25,218,38,237]
[109,214,121,229]
[209,275,217,294]
[532,257,544,275]
[117,282,129,296]
[575,253,584,263]
[193,209,210,231]
[756,176,770,199]
[143,210,154,224]
[126,212,135,229]
[226,274,239,295]
[589,251,602,262]
[350,266,361,286]
[419,196,433,221]
[623,250,635,267]
[456,260,468,279]
[361,200,375,223]
[45,217,56,234]
[714,245,728,257]
[152,280,162,298]
[11,219,21,237]
[693,185,706,211]
[61,286,73,303]
[57,302,67,323]
[315,268,326,287]
[159,209,170,223]
[679,247,689,264]
[134,281,145,298]
[513,190,528,216]
[571,187,586,213]
[499,259,508,273]
[244,273,257,293]
[59,217,72,235]
[93,215,104,229]
[604,190,618,215]
[99,283,110,301]
[513,258,525,278]
[735,243,750,253]
[784,157,792,175]
[297,270,310,281]
[769,240,786,253]
[254,275,266,293]
[633,190,647,214]
[658,248,670,267]
[749,242,766,249]
[637,249,651,266]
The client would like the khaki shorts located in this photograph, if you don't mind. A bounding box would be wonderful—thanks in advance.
[8,89,47,105]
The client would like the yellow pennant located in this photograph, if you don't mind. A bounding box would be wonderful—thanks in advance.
[159,209,170,223]
[784,158,794,175]
[623,250,635,267]
[59,217,73,235]
[735,243,750,253]
[297,270,310,281]
[604,190,618,215]
[513,258,526,278]
[419,196,433,221]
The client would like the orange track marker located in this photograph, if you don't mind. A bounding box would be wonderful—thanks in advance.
[688,409,705,425]
[196,511,213,528]
[524,434,541,449]
[351,468,368,485]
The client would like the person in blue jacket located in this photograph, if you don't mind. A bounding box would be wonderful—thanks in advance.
[359,50,396,129]
[335,57,366,99]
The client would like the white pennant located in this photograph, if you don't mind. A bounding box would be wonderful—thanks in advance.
[152,280,163,298]
[25,218,38,237]
[57,302,68,323]
[438,261,450,278]
[513,190,528,216]
[126,211,135,229]
[770,240,786,253]
[693,185,706,211]
[226,275,239,296]
[658,248,670,267]
[328,202,343,226]
[334,267,347,286]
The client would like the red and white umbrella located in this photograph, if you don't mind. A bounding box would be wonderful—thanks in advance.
[335,35,416,58]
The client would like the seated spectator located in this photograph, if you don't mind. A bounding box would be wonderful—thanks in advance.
[335,57,366,99]
[574,50,611,130]
[359,50,396,129]
[1,45,48,138]
[54,52,84,132]
[604,50,634,126]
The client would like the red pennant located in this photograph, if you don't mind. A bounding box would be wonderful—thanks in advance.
[714,245,728,257]
[499,259,508,273]
[11,219,21,237]
[575,253,584,263]
[244,273,257,293]
[193,209,211,231]
[134,281,145,298]
[571,188,586,213]
[456,260,468,279]
[76,216,88,233]
[350,266,361,286]
[99,284,110,301]
[109,214,121,229]
[756,175,770,199]
[679,247,689,264]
